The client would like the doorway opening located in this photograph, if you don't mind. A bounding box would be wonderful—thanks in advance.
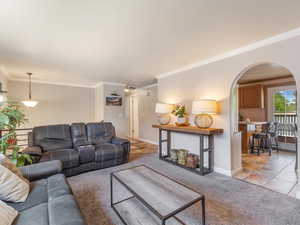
[129,95,139,139]
[231,63,299,197]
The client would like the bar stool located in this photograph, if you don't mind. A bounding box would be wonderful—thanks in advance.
[289,123,298,170]
[250,123,270,155]
[267,122,279,154]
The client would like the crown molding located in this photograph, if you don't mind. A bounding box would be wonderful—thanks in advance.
[9,78,95,88]
[102,81,126,86]
[138,83,158,89]
[156,27,300,80]
[92,81,126,88]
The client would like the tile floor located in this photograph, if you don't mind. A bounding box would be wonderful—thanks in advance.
[234,151,300,198]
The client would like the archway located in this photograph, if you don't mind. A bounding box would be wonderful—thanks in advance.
[230,62,299,196]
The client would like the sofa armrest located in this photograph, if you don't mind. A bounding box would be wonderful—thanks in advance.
[111,137,129,145]
[112,137,130,163]
[21,146,43,164]
[21,146,42,156]
[20,160,63,182]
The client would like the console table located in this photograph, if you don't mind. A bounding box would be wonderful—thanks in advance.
[152,124,223,175]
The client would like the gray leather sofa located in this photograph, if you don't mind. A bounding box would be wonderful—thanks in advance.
[25,122,130,176]
[8,160,86,225]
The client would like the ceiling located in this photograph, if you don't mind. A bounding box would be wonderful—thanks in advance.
[1,1,300,87]
[238,63,293,84]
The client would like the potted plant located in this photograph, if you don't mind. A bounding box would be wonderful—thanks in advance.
[172,104,188,125]
[0,101,32,167]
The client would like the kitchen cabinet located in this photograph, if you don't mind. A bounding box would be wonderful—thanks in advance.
[239,85,264,109]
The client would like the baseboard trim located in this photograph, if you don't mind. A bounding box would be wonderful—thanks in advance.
[214,167,233,176]
[231,167,243,176]
[214,167,242,177]
[137,138,158,145]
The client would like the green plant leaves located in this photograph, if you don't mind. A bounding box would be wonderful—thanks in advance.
[0,112,9,127]
[0,101,31,167]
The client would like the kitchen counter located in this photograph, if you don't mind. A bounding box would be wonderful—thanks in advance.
[238,121,268,153]
[238,121,268,125]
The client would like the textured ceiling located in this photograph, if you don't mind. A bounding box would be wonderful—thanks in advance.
[1,0,300,87]
[238,63,293,84]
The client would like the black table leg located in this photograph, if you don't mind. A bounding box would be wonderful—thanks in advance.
[110,173,113,206]
[199,135,204,175]
[167,130,171,157]
[202,196,206,225]
[159,128,162,159]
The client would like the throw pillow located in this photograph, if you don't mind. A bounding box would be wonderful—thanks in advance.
[0,154,30,202]
[0,200,18,225]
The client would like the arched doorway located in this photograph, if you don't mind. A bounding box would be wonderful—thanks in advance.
[230,62,299,196]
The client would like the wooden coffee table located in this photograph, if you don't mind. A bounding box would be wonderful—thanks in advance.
[110,165,206,225]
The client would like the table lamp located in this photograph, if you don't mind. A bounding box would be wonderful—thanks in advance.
[192,100,217,128]
[155,103,173,125]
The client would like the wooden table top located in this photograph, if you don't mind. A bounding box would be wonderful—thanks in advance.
[152,124,224,135]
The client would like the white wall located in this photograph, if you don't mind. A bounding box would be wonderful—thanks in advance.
[94,84,104,121]
[136,85,158,144]
[8,81,95,128]
[158,35,300,175]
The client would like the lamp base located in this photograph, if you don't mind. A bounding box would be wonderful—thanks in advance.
[158,114,171,125]
[195,114,213,128]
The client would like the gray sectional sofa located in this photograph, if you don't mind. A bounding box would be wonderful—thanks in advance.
[25,122,130,176]
[8,160,86,225]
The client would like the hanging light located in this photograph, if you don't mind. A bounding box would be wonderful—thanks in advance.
[124,84,136,93]
[22,72,39,107]
[0,83,7,103]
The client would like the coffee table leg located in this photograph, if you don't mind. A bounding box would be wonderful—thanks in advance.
[110,173,113,207]
[202,196,206,225]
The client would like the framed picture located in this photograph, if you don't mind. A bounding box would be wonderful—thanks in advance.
[106,95,122,106]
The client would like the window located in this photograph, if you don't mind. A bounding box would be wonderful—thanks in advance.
[268,85,297,137]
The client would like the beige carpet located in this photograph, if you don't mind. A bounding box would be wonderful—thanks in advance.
[68,153,300,225]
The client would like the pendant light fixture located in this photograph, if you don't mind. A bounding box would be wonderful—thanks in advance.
[0,83,8,103]
[22,72,39,107]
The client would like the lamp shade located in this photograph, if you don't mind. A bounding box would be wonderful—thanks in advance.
[192,100,217,115]
[22,100,39,108]
[155,103,172,114]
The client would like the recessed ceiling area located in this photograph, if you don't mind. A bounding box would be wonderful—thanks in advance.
[1,0,300,87]
[238,63,293,84]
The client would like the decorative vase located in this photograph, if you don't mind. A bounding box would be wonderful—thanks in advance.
[186,153,199,168]
[170,149,179,162]
[158,114,171,125]
[176,116,188,126]
[195,114,213,128]
[177,149,188,165]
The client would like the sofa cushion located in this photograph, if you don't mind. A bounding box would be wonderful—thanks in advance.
[33,125,73,151]
[15,194,85,225]
[48,194,85,225]
[76,145,95,164]
[14,202,49,225]
[0,200,18,225]
[95,143,123,162]
[40,149,79,169]
[7,174,70,212]
[71,123,92,146]
[87,122,116,145]
[0,154,30,202]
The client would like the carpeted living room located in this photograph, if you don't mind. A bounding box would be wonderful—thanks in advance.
[1,1,300,225]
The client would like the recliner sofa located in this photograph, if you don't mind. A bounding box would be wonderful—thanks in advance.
[8,160,86,225]
[25,122,130,176]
